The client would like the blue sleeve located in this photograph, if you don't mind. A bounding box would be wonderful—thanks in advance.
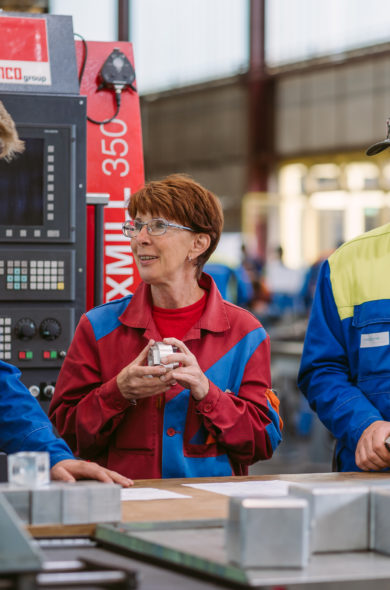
[0,361,74,467]
[298,261,383,454]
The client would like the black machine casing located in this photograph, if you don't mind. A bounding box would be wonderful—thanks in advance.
[0,92,86,404]
[0,13,86,406]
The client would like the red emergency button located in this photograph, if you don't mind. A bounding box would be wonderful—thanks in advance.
[43,351,51,359]
[166,427,176,437]
[18,351,26,360]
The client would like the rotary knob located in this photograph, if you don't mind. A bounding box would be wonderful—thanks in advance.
[43,384,55,398]
[39,318,61,341]
[29,385,40,398]
[15,318,37,341]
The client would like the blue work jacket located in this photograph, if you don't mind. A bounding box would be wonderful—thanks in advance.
[298,223,390,471]
[0,360,73,467]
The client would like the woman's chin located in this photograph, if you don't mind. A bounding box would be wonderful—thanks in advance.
[138,269,158,284]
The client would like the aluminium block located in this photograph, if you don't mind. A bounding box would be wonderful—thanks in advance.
[370,488,390,554]
[0,483,30,524]
[30,484,62,525]
[8,452,50,488]
[289,483,370,553]
[60,481,121,524]
[69,481,121,523]
[61,482,90,525]
[225,496,309,568]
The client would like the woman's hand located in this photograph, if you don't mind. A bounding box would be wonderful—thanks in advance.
[117,340,175,403]
[159,337,209,401]
[51,459,133,486]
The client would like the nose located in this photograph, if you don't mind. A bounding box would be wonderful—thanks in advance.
[135,224,151,242]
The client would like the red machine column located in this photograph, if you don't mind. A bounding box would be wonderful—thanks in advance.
[76,40,144,309]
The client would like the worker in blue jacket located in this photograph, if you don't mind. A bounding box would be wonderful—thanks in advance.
[0,360,132,485]
[298,230,390,471]
[299,123,390,472]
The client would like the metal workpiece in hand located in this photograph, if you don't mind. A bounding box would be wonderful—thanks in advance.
[148,342,179,370]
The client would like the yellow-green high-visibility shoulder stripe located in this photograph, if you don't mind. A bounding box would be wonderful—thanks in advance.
[329,222,390,320]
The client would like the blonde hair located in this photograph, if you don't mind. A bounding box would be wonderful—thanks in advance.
[0,101,25,161]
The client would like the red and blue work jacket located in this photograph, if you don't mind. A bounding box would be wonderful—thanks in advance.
[49,274,282,479]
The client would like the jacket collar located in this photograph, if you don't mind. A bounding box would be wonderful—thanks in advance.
[118,272,230,340]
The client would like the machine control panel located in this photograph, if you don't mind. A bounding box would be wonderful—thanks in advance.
[0,307,74,368]
[0,249,74,301]
[0,92,86,403]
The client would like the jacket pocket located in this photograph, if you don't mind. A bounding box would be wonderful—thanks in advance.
[353,300,390,381]
[114,401,156,452]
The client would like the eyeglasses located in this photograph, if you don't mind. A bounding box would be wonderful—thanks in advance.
[122,218,194,238]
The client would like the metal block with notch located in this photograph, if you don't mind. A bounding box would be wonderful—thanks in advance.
[225,496,310,568]
[289,483,370,552]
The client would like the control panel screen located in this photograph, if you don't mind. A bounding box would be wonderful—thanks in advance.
[0,138,44,226]
[0,125,76,243]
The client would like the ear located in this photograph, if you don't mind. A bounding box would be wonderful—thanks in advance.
[189,233,211,260]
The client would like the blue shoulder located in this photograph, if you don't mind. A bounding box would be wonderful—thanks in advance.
[86,294,133,341]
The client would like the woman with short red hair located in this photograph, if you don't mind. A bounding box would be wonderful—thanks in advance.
[50,174,283,479]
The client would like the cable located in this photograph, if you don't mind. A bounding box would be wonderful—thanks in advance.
[86,89,122,125]
[74,33,88,84]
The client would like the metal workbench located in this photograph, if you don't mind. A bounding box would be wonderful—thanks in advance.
[26,473,390,589]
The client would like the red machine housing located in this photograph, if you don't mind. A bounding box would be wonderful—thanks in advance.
[75,40,143,310]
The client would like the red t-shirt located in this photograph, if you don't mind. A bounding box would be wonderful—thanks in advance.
[152,291,207,340]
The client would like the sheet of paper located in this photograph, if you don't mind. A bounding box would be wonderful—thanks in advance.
[121,487,192,501]
[182,480,290,497]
